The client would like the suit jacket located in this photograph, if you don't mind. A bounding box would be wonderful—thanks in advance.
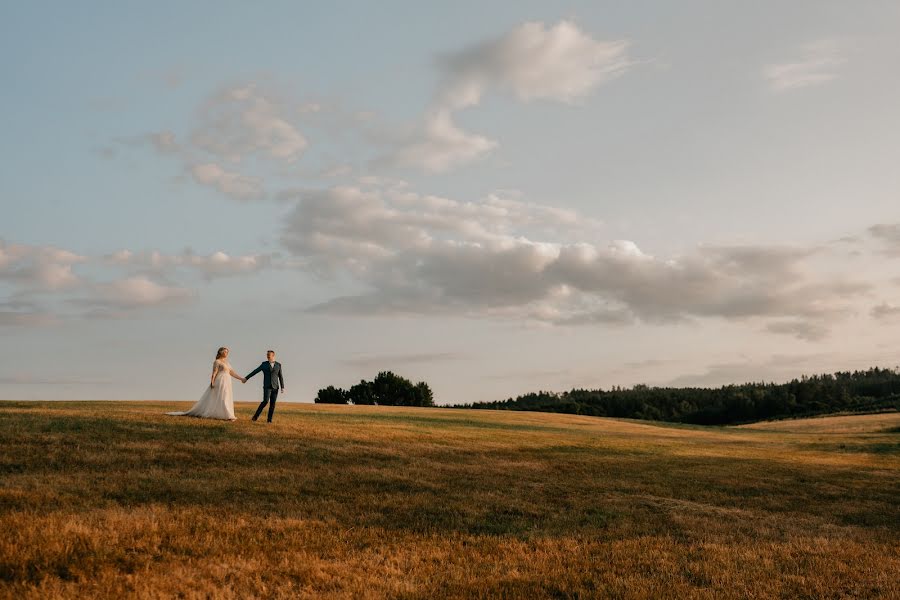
[246,361,284,389]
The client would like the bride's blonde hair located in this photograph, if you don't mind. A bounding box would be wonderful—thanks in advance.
[215,347,228,359]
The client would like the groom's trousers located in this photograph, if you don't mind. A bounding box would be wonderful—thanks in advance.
[252,388,279,422]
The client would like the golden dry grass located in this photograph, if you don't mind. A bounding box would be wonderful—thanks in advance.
[0,402,898,599]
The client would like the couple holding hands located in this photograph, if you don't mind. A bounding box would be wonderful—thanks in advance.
[167,347,285,422]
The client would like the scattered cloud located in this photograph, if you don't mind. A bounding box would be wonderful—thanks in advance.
[868,223,900,256]
[764,319,829,341]
[80,276,190,310]
[148,131,179,154]
[297,102,322,114]
[0,241,85,292]
[114,131,181,155]
[104,248,273,279]
[0,310,58,328]
[481,367,577,381]
[621,358,678,370]
[1,240,278,326]
[764,39,846,92]
[385,109,497,173]
[190,163,264,201]
[667,353,834,387]
[339,352,467,368]
[0,375,113,385]
[319,164,353,178]
[114,22,630,186]
[141,66,187,90]
[384,20,631,172]
[871,302,900,320]
[438,20,631,108]
[111,82,314,202]
[191,83,308,163]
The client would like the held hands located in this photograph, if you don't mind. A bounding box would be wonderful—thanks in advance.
[241,377,247,383]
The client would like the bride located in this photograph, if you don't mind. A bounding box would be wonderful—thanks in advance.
[166,347,246,421]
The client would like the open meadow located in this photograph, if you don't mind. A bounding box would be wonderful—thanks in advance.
[0,402,898,599]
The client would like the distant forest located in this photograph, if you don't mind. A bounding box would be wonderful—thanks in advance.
[452,367,900,425]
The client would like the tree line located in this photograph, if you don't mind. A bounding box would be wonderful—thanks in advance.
[451,367,900,425]
[315,371,435,407]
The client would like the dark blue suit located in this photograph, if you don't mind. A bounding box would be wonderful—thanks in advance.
[246,361,284,422]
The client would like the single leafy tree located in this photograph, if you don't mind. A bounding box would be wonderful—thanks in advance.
[315,385,348,404]
[414,381,435,407]
[348,380,377,405]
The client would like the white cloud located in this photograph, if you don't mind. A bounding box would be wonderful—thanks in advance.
[87,276,190,309]
[190,163,264,201]
[385,20,631,172]
[387,109,497,173]
[104,248,273,279]
[438,20,631,109]
[2,241,276,325]
[191,84,308,163]
[190,251,269,277]
[280,184,602,274]
[764,40,846,92]
[0,241,85,292]
[279,184,866,339]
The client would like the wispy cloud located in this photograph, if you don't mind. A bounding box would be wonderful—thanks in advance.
[191,83,308,163]
[667,353,834,387]
[189,163,265,201]
[763,39,846,92]
[764,319,829,341]
[868,223,900,256]
[871,302,900,320]
[0,375,113,385]
[84,276,190,309]
[339,352,467,368]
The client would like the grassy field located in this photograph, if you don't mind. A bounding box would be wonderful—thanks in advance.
[0,402,898,599]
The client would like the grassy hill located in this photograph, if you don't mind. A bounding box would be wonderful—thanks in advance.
[1,402,898,599]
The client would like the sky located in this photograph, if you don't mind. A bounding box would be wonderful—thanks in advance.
[2,1,900,404]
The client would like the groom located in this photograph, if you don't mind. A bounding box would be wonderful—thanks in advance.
[245,350,285,423]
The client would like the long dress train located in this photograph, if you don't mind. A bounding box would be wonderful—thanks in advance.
[166,359,236,420]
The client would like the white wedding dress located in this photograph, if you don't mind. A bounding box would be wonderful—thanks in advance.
[166,359,236,421]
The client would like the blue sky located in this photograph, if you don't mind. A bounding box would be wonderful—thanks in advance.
[2,2,900,403]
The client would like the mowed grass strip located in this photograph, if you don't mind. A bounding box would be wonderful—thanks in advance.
[0,402,898,599]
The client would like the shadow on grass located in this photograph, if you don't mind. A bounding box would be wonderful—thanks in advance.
[298,409,576,433]
[1,410,898,539]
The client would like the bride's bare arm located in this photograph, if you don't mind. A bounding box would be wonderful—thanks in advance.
[228,368,247,383]
[211,363,220,387]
